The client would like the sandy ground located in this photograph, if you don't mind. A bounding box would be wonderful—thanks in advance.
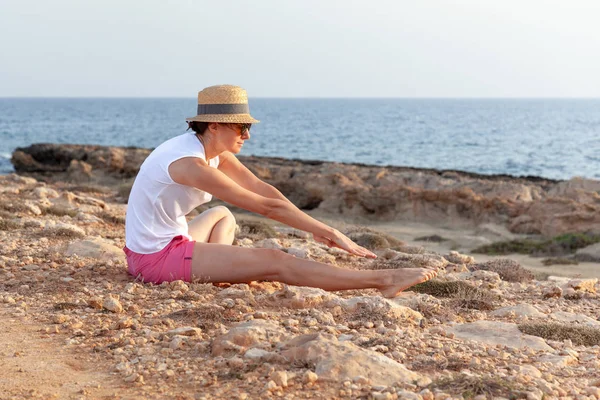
[0,309,133,400]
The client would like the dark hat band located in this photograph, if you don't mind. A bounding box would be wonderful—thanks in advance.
[197,103,249,115]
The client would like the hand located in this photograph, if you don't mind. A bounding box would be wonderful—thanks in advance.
[313,230,377,259]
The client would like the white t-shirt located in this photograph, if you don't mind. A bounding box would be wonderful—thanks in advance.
[125,133,220,254]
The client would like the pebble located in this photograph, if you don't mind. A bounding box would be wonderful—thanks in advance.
[303,371,318,383]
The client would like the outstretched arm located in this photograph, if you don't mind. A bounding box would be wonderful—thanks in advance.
[217,152,293,204]
[170,154,375,258]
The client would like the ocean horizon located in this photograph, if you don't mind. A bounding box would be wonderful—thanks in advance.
[1,98,599,180]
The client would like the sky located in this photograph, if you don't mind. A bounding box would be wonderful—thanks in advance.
[1,0,599,98]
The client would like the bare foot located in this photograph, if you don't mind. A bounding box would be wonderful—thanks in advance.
[379,268,438,298]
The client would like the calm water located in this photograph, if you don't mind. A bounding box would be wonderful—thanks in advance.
[0,98,598,180]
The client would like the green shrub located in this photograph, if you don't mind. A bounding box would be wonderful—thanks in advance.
[472,233,600,257]
[471,239,541,255]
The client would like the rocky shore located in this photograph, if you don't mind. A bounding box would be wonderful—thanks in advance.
[11,143,600,238]
[1,145,600,399]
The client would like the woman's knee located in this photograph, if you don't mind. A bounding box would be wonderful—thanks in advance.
[253,248,291,280]
[212,206,235,220]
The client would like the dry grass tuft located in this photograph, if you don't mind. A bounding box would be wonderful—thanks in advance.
[518,322,600,347]
[371,256,438,270]
[67,184,113,194]
[410,280,498,310]
[472,259,534,283]
[53,302,82,310]
[451,298,496,311]
[0,210,13,219]
[0,201,31,214]
[541,257,579,266]
[236,219,278,241]
[344,226,405,250]
[35,227,85,239]
[42,205,78,218]
[344,302,403,325]
[97,211,125,225]
[166,304,229,329]
[0,218,20,231]
[411,300,455,321]
[348,232,391,250]
[412,280,484,298]
[428,374,524,399]
[414,234,448,243]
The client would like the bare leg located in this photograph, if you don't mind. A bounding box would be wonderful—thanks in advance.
[188,206,236,244]
[191,243,437,297]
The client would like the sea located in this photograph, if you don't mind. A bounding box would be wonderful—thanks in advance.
[0,98,598,180]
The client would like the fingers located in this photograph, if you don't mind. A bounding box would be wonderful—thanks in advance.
[351,245,377,259]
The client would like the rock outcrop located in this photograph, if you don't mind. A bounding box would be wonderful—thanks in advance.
[11,144,600,236]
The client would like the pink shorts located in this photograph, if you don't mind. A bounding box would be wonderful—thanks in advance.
[123,236,195,284]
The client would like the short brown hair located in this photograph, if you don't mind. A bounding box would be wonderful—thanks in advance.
[187,121,209,135]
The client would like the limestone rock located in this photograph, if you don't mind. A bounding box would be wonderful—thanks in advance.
[270,285,340,309]
[567,278,598,293]
[102,295,123,313]
[66,237,124,260]
[491,304,546,319]
[444,251,475,265]
[575,242,600,262]
[448,321,553,351]
[549,311,600,327]
[340,296,423,323]
[542,285,562,299]
[282,333,421,386]
[166,327,202,337]
[211,320,286,356]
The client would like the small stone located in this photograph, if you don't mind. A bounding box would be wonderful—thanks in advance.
[52,314,69,324]
[116,317,134,330]
[303,371,318,383]
[371,392,393,400]
[270,371,288,388]
[353,375,370,385]
[166,327,201,336]
[222,298,235,308]
[265,380,278,391]
[170,336,185,349]
[87,297,103,309]
[568,278,598,293]
[542,286,562,299]
[102,296,123,313]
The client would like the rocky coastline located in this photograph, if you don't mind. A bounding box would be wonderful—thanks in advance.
[11,143,600,238]
[1,144,599,399]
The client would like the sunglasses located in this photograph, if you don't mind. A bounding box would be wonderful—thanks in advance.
[227,123,251,135]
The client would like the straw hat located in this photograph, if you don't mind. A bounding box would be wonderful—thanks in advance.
[186,85,259,124]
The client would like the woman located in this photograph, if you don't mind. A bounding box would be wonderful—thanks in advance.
[124,85,436,297]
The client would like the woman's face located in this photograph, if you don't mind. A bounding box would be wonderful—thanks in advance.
[217,123,251,154]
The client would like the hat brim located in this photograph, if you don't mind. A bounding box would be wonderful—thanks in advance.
[185,114,259,124]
